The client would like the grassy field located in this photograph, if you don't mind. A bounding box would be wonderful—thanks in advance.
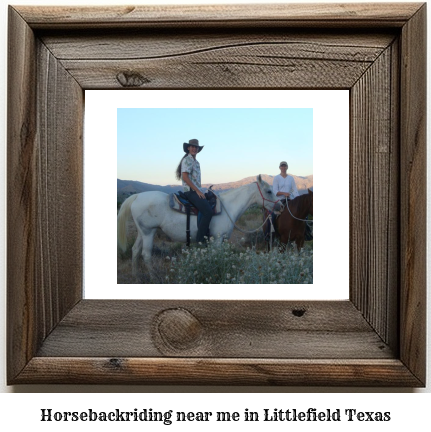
[117,203,313,284]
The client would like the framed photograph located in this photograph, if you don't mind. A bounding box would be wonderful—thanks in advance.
[113,100,317,288]
[7,3,426,386]
[85,89,349,299]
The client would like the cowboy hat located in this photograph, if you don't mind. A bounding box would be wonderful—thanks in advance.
[183,138,204,153]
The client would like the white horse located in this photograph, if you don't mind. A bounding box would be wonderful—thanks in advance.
[117,175,280,275]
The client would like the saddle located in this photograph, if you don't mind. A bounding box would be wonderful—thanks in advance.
[169,189,221,217]
[169,189,221,246]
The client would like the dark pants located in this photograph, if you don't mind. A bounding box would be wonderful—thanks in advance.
[184,191,213,243]
[265,199,287,241]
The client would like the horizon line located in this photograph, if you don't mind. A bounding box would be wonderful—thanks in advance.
[118,172,313,187]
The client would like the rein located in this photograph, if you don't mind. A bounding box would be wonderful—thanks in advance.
[216,182,278,234]
[218,201,273,234]
[283,197,313,223]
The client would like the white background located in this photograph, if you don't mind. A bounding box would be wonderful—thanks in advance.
[85,90,349,300]
[0,0,430,428]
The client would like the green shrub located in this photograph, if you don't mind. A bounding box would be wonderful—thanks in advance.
[165,236,312,284]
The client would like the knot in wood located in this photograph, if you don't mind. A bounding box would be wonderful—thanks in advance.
[116,71,150,87]
[155,308,203,351]
[108,358,123,369]
[292,308,306,317]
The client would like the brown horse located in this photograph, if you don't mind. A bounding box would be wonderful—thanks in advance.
[275,189,313,251]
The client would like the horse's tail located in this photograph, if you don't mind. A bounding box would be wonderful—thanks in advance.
[117,194,138,252]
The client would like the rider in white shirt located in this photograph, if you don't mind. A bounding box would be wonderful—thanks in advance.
[272,161,299,202]
[267,161,312,242]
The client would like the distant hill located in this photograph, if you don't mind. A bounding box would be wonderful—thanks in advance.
[202,174,313,194]
[117,179,179,196]
[117,174,313,198]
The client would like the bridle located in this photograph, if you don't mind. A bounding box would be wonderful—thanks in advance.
[255,181,280,212]
[257,182,314,224]
[212,181,279,235]
[284,198,313,224]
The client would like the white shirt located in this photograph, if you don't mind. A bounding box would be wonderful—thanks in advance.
[272,174,299,199]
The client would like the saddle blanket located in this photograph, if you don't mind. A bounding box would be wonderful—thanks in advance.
[169,192,221,216]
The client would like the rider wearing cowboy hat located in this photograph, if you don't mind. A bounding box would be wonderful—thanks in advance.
[175,139,213,243]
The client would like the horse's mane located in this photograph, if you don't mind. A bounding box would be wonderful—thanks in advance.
[217,181,263,198]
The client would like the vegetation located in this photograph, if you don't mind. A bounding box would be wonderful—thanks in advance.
[165,236,312,284]
[117,198,313,284]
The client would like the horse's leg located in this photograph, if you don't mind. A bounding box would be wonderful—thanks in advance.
[132,233,143,277]
[300,236,305,252]
[131,227,156,278]
[141,229,156,269]
[266,223,273,252]
[279,234,289,253]
[295,236,305,255]
[297,224,307,254]
[294,239,300,255]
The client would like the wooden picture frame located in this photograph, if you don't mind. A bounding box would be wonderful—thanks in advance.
[7,3,426,386]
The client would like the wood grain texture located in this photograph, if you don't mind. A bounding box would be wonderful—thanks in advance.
[387,38,401,352]
[35,41,84,336]
[41,30,395,89]
[36,300,393,359]
[41,31,395,60]
[15,3,423,29]
[399,3,427,385]
[7,3,426,386]
[7,6,38,381]
[350,45,398,346]
[57,37,393,89]
[15,358,423,386]
[7,6,83,383]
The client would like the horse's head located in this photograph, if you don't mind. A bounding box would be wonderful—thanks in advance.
[255,174,281,212]
[308,188,313,216]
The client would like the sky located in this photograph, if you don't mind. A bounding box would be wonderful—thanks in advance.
[117,108,313,186]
